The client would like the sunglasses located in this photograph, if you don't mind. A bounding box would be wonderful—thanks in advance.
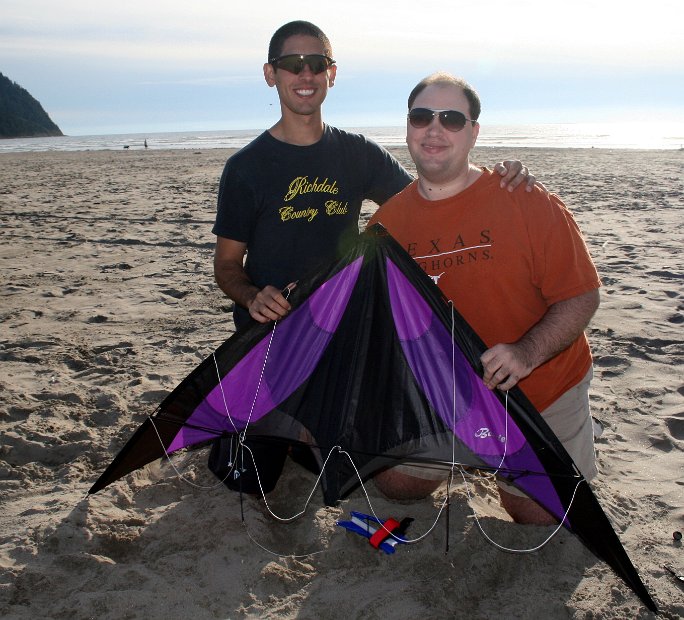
[269,54,335,75]
[407,108,476,132]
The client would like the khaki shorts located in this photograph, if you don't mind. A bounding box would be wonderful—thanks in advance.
[497,368,597,497]
[394,369,598,489]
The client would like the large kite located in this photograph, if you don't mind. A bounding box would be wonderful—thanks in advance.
[89,225,657,612]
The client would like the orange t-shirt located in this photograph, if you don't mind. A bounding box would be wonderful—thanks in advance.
[368,169,601,411]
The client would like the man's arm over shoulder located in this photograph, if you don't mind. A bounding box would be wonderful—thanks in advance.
[214,236,292,324]
[492,160,541,192]
[481,288,600,392]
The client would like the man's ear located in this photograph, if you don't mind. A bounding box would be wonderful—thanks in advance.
[264,62,276,87]
[328,64,337,87]
[470,121,480,149]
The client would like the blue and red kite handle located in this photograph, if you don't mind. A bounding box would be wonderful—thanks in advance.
[337,511,413,554]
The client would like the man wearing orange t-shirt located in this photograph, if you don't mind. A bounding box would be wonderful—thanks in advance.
[368,72,601,525]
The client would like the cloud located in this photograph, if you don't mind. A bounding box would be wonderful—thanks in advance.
[3,0,682,71]
[2,0,681,134]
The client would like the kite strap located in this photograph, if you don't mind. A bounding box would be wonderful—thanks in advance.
[369,518,401,549]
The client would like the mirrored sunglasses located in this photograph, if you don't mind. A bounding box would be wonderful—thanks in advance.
[269,54,335,75]
[408,108,476,132]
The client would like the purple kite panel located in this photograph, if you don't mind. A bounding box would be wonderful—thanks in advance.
[386,258,566,519]
[167,258,363,452]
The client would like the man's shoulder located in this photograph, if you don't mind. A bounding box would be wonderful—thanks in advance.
[512,184,569,220]
[477,169,561,210]
[324,125,387,152]
[228,131,271,159]
[219,132,276,179]
[369,181,416,224]
[384,179,416,205]
[478,173,581,238]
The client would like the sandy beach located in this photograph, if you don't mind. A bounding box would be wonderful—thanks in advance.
[0,146,682,619]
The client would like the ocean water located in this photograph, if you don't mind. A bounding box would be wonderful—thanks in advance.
[1,122,682,153]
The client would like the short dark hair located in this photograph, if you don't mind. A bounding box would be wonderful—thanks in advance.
[408,72,481,120]
[268,21,333,61]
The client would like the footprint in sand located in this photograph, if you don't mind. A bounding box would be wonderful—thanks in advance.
[593,354,631,377]
[664,412,684,442]
[666,313,683,325]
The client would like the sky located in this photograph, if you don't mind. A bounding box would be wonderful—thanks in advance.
[1,0,682,136]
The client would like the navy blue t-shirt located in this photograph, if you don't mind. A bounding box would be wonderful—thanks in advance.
[213,125,412,327]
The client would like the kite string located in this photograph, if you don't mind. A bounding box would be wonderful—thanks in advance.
[158,290,578,557]
[447,299,510,475]
[219,439,581,557]
[152,388,575,557]
[445,298,576,553]
[148,326,279,492]
[447,303,456,553]
[147,414,234,491]
[241,320,280,435]
[211,331,277,441]
[450,301,457,468]
[232,441,452,546]
[212,286,448,540]
[241,523,330,559]
[236,298,461,548]
[213,285,294,439]
[212,353,240,436]
[234,443,454,558]
[241,442,339,524]
[210,442,451,558]
[142,296,335,559]
[459,465,584,553]
[336,447,452,545]
[220,292,575,553]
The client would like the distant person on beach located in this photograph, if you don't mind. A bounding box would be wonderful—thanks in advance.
[208,21,536,495]
[368,72,601,523]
